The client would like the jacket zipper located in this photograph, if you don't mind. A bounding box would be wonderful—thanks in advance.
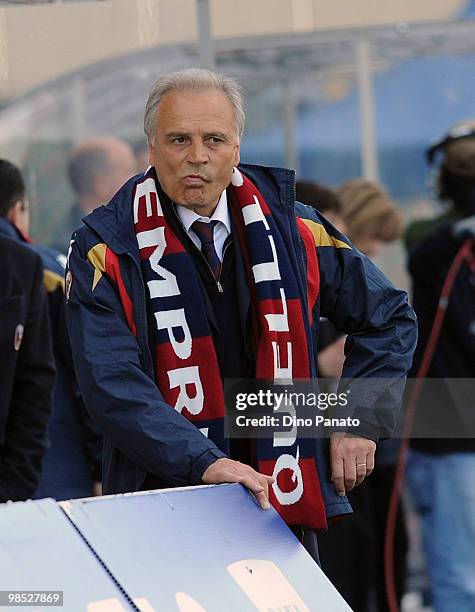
[193,228,232,293]
[216,240,232,293]
[171,204,227,293]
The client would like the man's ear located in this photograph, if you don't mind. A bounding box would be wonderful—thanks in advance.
[233,142,241,167]
[147,143,155,167]
[6,200,22,228]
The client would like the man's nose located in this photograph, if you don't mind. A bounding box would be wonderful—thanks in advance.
[187,140,209,165]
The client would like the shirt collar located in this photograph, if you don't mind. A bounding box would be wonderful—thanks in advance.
[175,190,230,234]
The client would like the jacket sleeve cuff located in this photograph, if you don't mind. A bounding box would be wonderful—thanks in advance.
[330,420,380,444]
[189,448,228,485]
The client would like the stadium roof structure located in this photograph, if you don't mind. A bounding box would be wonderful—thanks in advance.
[1,16,475,177]
[4,16,475,93]
[216,18,475,80]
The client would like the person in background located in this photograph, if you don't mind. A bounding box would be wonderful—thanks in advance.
[405,120,475,612]
[338,179,403,258]
[52,137,136,254]
[0,234,55,502]
[296,180,348,234]
[318,179,407,612]
[134,142,150,174]
[0,159,102,500]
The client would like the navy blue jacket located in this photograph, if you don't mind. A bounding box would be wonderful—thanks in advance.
[0,235,55,501]
[65,164,417,519]
[0,218,102,499]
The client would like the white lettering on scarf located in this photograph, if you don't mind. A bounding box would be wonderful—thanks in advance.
[242,196,280,282]
[271,447,303,505]
[133,178,160,222]
[155,308,192,360]
[234,167,303,506]
[168,366,204,415]
[265,288,289,332]
[137,227,180,298]
[134,175,205,417]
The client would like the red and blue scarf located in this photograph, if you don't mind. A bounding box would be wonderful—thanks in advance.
[133,166,327,529]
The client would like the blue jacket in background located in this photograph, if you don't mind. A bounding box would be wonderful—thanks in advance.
[0,218,102,500]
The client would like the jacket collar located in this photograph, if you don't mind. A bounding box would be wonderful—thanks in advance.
[238,163,296,215]
[0,218,24,242]
[82,164,296,258]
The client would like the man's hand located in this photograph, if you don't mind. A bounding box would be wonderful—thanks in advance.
[202,458,274,510]
[330,433,376,496]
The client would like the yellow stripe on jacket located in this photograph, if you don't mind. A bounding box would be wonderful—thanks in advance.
[300,218,351,249]
[43,269,65,293]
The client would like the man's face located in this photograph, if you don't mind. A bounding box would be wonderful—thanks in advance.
[93,143,137,208]
[7,199,30,236]
[18,200,30,236]
[148,89,240,217]
[355,233,384,258]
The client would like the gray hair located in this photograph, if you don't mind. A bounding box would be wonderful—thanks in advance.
[144,68,245,144]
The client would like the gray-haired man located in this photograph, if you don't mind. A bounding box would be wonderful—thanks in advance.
[65,69,417,560]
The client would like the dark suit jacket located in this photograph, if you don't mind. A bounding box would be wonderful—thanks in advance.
[0,235,55,501]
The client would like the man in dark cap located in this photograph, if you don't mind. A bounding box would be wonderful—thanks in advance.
[405,120,475,612]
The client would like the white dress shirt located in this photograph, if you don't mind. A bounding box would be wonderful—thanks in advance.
[175,190,231,261]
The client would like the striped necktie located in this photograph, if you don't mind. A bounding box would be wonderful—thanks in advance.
[191,220,221,280]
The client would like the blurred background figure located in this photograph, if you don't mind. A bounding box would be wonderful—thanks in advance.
[51,137,136,254]
[0,159,102,501]
[404,120,475,612]
[134,142,150,174]
[338,179,403,258]
[315,179,406,612]
[296,179,348,234]
[0,233,55,503]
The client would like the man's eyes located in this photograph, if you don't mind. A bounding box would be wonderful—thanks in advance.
[171,136,187,144]
[170,136,225,144]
